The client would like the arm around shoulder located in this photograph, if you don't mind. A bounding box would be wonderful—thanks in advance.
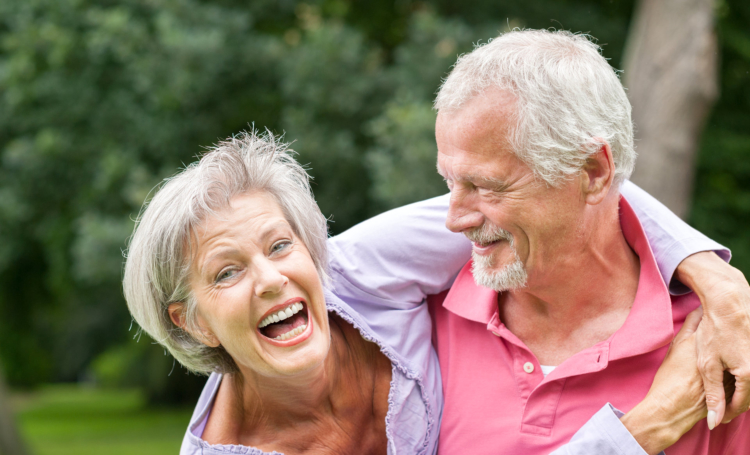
[620,180,729,293]
[328,194,471,307]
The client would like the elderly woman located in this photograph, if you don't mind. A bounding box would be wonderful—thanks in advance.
[124,131,716,455]
[124,132,429,454]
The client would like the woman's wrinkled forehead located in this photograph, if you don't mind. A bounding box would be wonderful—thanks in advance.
[186,191,292,262]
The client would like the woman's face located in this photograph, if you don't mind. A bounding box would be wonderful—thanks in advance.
[184,191,330,378]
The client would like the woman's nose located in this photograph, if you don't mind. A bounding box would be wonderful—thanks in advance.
[254,259,289,297]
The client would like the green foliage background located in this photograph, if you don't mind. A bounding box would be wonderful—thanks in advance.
[0,0,747,402]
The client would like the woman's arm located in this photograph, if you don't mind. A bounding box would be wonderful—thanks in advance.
[620,180,730,292]
[328,193,470,308]
[622,181,750,427]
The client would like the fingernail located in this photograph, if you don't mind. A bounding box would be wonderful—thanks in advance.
[707,410,716,430]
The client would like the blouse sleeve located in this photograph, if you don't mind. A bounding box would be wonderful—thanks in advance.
[550,404,661,455]
[620,180,730,294]
[328,193,470,309]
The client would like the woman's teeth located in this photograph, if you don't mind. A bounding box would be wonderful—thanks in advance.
[273,324,307,341]
[258,302,304,328]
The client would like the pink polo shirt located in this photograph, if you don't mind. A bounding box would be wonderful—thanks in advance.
[428,197,749,454]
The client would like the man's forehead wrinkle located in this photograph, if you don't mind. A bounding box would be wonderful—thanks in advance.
[458,87,516,125]
[447,110,515,158]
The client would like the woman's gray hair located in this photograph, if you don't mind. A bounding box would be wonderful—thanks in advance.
[122,130,329,375]
[435,29,636,186]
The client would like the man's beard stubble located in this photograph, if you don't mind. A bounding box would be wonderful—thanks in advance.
[464,223,528,292]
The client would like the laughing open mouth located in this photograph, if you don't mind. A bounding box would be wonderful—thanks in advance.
[258,301,310,341]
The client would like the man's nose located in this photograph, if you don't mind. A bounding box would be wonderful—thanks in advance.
[445,190,484,233]
[254,258,288,297]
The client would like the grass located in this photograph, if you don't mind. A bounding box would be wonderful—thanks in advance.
[13,384,193,455]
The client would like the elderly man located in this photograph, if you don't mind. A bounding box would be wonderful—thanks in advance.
[329,30,750,454]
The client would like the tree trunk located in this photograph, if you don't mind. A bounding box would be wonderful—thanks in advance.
[0,366,28,455]
[623,0,719,219]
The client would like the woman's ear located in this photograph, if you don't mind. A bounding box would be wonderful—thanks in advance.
[168,302,187,328]
[168,302,221,348]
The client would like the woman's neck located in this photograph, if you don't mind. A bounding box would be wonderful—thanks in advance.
[204,313,389,450]
[234,340,341,426]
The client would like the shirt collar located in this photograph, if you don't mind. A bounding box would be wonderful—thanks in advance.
[442,195,675,360]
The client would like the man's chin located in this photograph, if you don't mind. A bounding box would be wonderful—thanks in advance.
[470,252,528,292]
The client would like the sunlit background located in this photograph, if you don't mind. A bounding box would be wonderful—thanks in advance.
[0,0,748,453]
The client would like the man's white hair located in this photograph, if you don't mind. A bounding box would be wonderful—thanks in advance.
[435,29,636,186]
[122,130,329,375]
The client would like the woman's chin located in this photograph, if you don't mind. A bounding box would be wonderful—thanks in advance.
[250,329,330,377]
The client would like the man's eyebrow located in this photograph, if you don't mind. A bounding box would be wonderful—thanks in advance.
[435,163,507,189]
[470,175,508,189]
[449,173,508,190]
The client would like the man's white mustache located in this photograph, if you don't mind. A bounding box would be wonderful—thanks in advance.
[464,223,514,246]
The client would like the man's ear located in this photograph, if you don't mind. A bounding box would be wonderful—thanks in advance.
[168,302,221,348]
[580,138,615,205]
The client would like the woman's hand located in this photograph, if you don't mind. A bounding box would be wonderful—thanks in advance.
[675,251,750,427]
[620,307,709,455]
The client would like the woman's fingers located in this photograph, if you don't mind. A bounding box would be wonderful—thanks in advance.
[724,372,750,422]
[700,357,726,430]
[675,306,703,344]
[619,307,708,454]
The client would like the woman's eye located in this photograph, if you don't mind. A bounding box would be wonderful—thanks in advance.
[271,240,291,254]
[216,269,237,283]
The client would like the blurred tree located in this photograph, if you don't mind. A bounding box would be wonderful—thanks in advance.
[624,0,719,218]
[690,0,750,274]
[0,0,285,392]
[364,10,477,209]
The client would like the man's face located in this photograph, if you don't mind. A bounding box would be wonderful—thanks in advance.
[436,89,585,291]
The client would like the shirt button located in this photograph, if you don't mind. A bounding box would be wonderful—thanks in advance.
[492,332,501,337]
[523,362,535,374]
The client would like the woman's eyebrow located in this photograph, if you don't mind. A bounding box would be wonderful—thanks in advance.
[197,221,293,274]
[199,247,240,277]
[257,220,292,241]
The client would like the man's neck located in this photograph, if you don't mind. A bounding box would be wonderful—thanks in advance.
[499,195,641,366]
